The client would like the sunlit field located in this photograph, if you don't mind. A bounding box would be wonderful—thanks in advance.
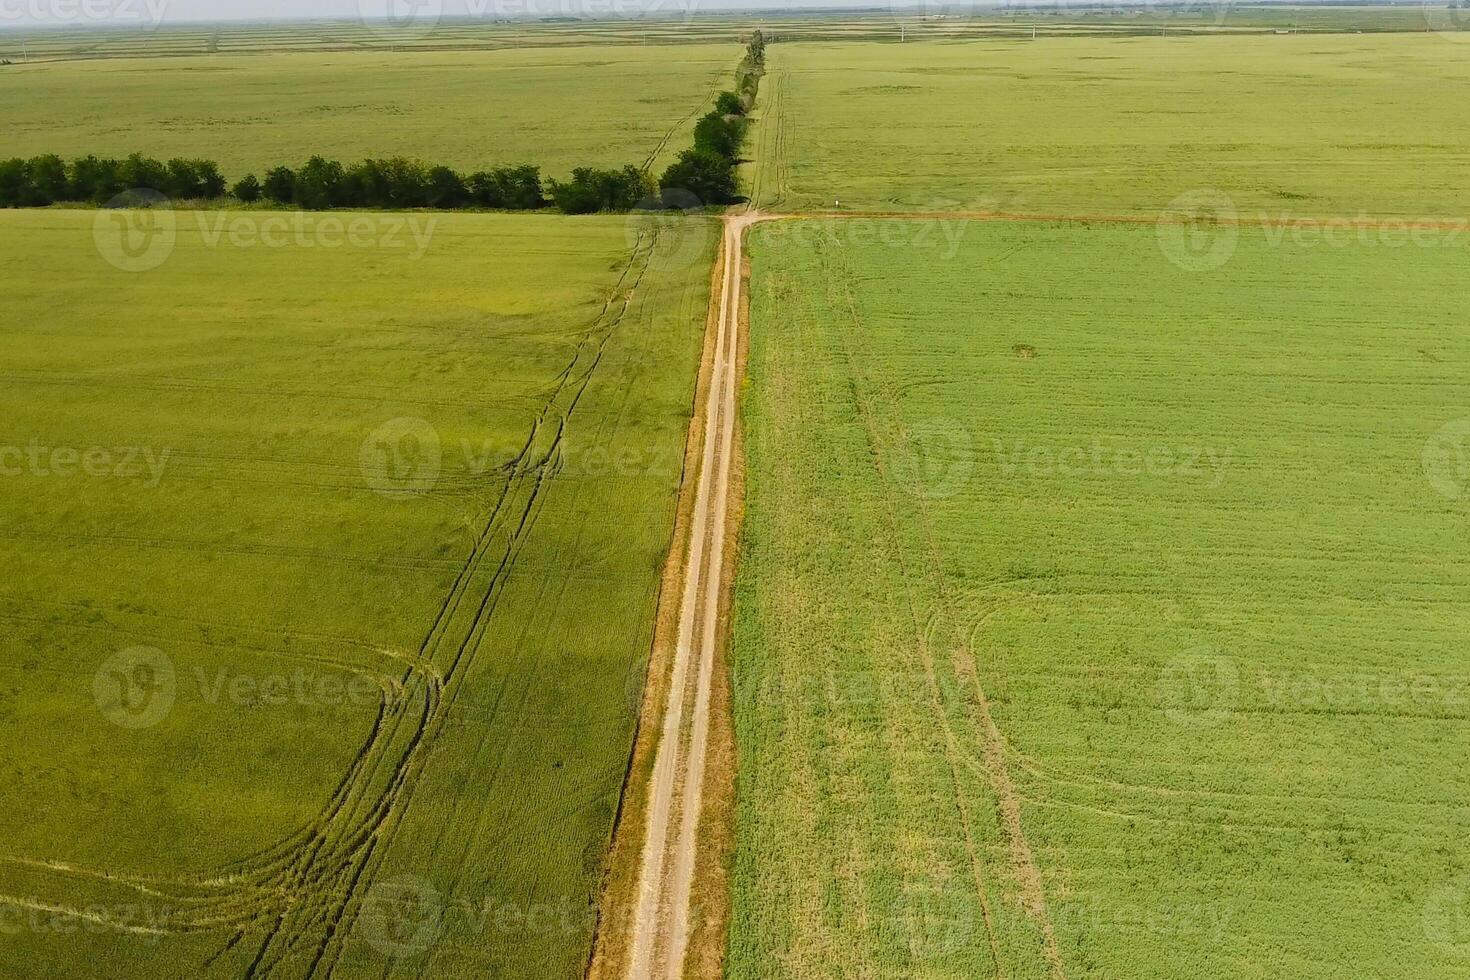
[749,33,1470,217]
[0,43,739,178]
[731,215,1470,979]
[0,208,714,979]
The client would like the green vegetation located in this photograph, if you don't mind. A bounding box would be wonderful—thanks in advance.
[251,156,550,211]
[0,45,738,176]
[750,33,1470,216]
[655,32,765,208]
[8,13,1470,980]
[0,150,555,211]
[548,165,654,214]
[0,34,763,214]
[0,9,1446,67]
[0,153,225,205]
[0,208,715,979]
[731,217,1470,979]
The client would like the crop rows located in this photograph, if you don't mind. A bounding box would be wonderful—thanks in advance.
[0,210,714,978]
[730,217,1470,979]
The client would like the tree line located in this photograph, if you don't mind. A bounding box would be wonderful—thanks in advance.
[0,154,226,207]
[0,33,766,214]
[656,31,764,208]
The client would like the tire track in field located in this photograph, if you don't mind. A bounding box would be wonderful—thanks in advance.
[938,593,1068,980]
[818,236,1065,980]
[817,238,1009,979]
[772,71,790,209]
[313,246,660,979]
[747,69,788,212]
[422,260,667,930]
[245,233,659,980]
[643,70,722,173]
[0,234,661,979]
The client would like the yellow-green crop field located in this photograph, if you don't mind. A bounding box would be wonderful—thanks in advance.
[0,208,714,978]
[749,33,1470,217]
[0,19,744,63]
[731,216,1470,979]
[0,42,738,178]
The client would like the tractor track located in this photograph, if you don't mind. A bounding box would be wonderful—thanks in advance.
[0,231,663,980]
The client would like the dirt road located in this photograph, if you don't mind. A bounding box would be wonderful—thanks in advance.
[625,213,761,980]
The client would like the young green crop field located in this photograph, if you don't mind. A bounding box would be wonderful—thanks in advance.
[0,42,738,177]
[731,216,1470,979]
[748,33,1470,216]
[0,207,714,978]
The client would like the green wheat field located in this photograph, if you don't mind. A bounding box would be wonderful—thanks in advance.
[0,208,713,978]
[731,216,1470,979]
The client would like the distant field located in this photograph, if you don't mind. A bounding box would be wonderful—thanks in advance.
[0,208,714,978]
[731,217,1470,978]
[0,7,1441,64]
[0,43,738,177]
[0,19,742,62]
[749,33,1470,216]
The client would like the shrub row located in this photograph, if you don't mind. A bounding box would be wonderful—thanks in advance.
[248,157,547,210]
[0,150,722,213]
[0,153,224,207]
[650,31,765,208]
[0,33,766,214]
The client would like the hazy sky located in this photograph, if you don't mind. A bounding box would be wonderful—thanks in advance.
[0,0,871,27]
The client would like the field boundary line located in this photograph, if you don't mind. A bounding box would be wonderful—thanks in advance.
[799,209,1470,229]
